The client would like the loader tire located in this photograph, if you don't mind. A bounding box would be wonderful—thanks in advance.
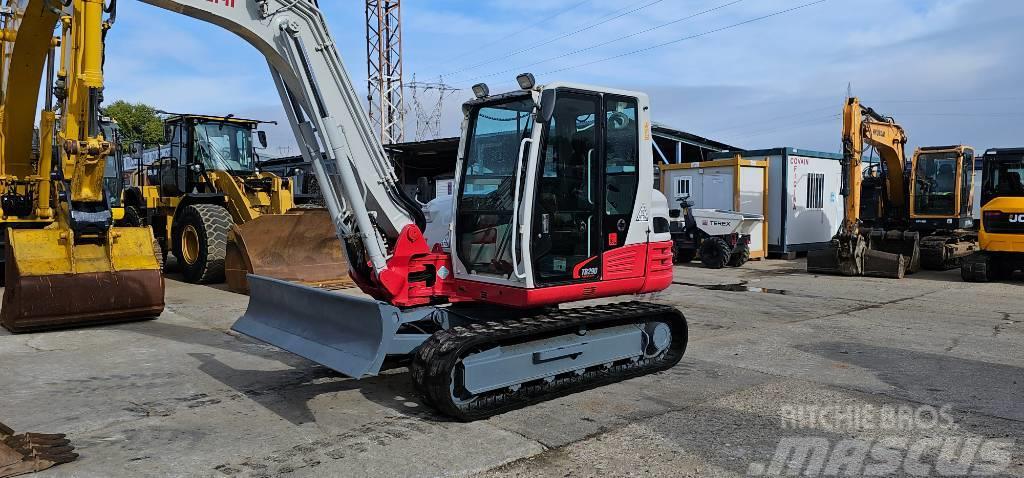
[700,237,731,269]
[174,204,232,284]
[727,243,750,267]
[119,205,143,227]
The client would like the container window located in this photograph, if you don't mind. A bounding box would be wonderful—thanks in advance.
[806,173,825,209]
[675,176,692,199]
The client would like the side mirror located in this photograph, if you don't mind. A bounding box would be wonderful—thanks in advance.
[288,167,303,177]
[132,141,144,159]
[538,89,556,123]
[163,124,173,143]
[257,130,268,148]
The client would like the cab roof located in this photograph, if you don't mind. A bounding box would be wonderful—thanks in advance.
[163,114,263,126]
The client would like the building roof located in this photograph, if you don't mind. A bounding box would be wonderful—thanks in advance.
[651,123,741,152]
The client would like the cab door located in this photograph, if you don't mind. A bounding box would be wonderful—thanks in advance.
[529,91,603,285]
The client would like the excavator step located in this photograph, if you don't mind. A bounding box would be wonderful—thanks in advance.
[410,302,688,421]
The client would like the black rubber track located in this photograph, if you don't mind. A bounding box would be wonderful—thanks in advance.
[410,301,688,421]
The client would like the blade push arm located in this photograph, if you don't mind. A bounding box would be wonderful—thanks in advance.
[137,0,421,278]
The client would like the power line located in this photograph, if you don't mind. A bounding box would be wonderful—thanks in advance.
[456,0,745,84]
[872,97,1024,104]
[886,112,1024,117]
[701,103,836,136]
[444,0,593,64]
[438,0,669,78]
[534,0,829,79]
[717,113,840,142]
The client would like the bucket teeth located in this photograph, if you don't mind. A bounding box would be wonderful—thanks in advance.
[0,422,78,478]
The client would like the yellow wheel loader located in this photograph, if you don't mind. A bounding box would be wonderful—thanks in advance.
[0,0,163,333]
[122,114,348,294]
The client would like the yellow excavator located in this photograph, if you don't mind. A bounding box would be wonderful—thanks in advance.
[0,0,164,333]
[807,97,977,278]
[122,113,349,294]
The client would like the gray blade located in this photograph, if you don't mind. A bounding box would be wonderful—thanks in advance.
[232,275,398,378]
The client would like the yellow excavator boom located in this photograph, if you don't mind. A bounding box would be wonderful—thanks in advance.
[0,0,164,333]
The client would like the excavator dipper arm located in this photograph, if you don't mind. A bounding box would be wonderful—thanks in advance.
[139,0,420,281]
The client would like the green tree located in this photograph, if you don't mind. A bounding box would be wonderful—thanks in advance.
[103,100,164,151]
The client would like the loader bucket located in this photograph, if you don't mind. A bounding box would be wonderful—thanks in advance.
[224,209,351,295]
[0,420,78,478]
[1,228,165,333]
[231,275,398,378]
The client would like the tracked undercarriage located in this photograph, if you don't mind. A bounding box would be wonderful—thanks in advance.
[919,231,978,270]
[411,302,687,421]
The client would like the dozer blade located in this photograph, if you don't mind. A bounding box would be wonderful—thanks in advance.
[1,228,165,333]
[0,421,78,478]
[224,208,352,295]
[231,275,398,378]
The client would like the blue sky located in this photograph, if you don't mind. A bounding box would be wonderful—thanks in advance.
[103,0,1024,155]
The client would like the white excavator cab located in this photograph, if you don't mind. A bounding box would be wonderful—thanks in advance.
[451,82,669,297]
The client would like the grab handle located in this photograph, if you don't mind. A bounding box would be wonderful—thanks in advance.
[511,137,533,280]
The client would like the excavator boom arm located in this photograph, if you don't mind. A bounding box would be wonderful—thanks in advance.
[138,0,420,278]
[840,97,909,231]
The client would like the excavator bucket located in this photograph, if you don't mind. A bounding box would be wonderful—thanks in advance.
[0,421,77,478]
[1,227,165,333]
[807,234,866,276]
[868,229,920,274]
[231,275,399,378]
[224,208,352,295]
[807,232,909,279]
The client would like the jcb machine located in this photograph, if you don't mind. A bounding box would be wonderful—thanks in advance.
[128,0,687,420]
[122,113,348,293]
[808,97,976,278]
[0,0,164,333]
[962,148,1024,281]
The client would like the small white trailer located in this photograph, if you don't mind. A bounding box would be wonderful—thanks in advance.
[707,148,844,258]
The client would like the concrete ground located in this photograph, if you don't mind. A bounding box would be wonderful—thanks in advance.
[1,260,1022,477]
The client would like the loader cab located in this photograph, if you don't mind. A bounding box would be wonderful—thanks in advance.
[99,120,125,209]
[157,115,259,196]
[910,145,975,230]
[453,82,660,292]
